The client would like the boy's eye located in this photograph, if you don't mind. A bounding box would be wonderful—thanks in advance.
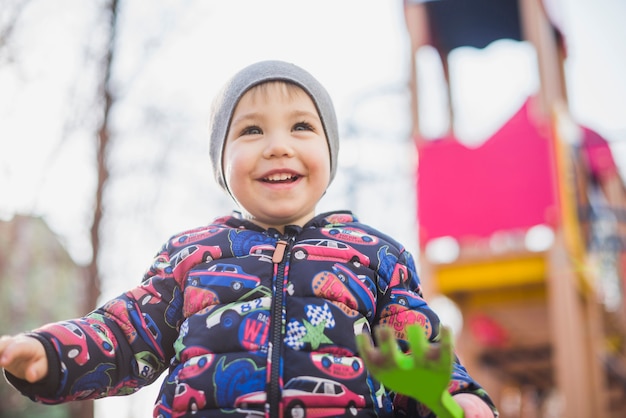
[242,126,262,135]
[293,122,313,132]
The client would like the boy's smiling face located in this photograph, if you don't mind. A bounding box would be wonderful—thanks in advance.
[223,82,331,232]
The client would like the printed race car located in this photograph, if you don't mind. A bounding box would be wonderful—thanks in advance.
[171,226,224,248]
[170,244,223,281]
[331,263,376,317]
[249,243,275,263]
[183,284,219,317]
[205,289,272,330]
[127,277,163,306]
[188,263,261,293]
[310,353,364,380]
[83,317,117,359]
[128,308,165,358]
[47,322,90,366]
[203,288,272,352]
[321,226,378,245]
[311,271,359,314]
[102,299,138,344]
[376,287,432,339]
[388,288,427,310]
[235,376,366,418]
[172,382,207,415]
[177,353,215,381]
[292,239,370,267]
[184,264,261,314]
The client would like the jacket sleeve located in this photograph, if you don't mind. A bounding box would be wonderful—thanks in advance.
[375,247,498,418]
[6,241,184,404]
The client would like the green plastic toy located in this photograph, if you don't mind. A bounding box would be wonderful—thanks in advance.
[356,324,464,418]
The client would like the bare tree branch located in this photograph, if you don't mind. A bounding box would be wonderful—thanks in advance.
[0,0,32,64]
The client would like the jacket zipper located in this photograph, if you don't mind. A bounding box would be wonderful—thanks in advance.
[268,237,291,418]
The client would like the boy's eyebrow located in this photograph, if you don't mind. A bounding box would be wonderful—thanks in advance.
[230,112,260,126]
[290,109,321,120]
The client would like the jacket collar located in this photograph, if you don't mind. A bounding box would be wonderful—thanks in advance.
[220,210,357,233]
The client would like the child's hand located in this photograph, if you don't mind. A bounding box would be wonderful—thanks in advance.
[453,393,495,418]
[0,334,48,383]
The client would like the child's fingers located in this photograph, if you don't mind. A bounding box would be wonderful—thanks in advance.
[0,334,15,350]
[25,360,47,383]
[0,335,47,382]
[0,335,18,366]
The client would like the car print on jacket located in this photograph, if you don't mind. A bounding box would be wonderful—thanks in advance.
[204,288,272,352]
[310,264,376,319]
[310,353,364,380]
[189,263,261,293]
[227,229,276,258]
[127,308,165,358]
[184,264,261,316]
[177,353,215,381]
[311,271,359,317]
[171,226,224,248]
[127,277,163,307]
[70,363,116,400]
[101,299,138,344]
[213,357,266,408]
[169,244,223,282]
[292,239,370,267]
[172,382,206,416]
[235,376,366,418]
[388,288,427,310]
[133,350,165,382]
[379,289,434,340]
[321,226,379,245]
[331,263,376,318]
[82,318,116,359]
[39,322,90,366]
[206,287,272,329]
[248,243,275,263]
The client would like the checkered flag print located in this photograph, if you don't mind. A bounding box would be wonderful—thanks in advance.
[285,319,307,350]
[306,303,335,328]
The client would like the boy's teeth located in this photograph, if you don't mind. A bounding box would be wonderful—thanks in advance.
[265,173,294,182]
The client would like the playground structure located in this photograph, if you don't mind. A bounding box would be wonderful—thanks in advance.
[404,1,626,417]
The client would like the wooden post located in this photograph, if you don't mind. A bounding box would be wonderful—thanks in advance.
[403,1,432,141]
[518,0,568,117]
[546,230,608,417]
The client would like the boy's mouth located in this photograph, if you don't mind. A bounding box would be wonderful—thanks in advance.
[262,173,300,183]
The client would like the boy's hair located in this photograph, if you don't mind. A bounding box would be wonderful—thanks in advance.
[209,60,339,192]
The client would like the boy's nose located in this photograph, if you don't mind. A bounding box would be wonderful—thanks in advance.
[263,132,294,158]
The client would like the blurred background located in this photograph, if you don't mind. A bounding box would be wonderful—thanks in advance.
[1,0,625,417]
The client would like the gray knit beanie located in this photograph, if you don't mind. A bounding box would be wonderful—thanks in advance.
[209,60,339,192]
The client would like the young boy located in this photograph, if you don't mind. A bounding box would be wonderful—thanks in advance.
[0,60,497,417]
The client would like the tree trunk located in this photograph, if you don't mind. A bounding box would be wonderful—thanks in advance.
[74,1,120,417]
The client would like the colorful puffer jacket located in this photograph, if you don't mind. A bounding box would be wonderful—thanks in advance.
[8,211,497,418]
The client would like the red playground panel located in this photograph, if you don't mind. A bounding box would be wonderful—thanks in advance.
[417,99,559,247]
